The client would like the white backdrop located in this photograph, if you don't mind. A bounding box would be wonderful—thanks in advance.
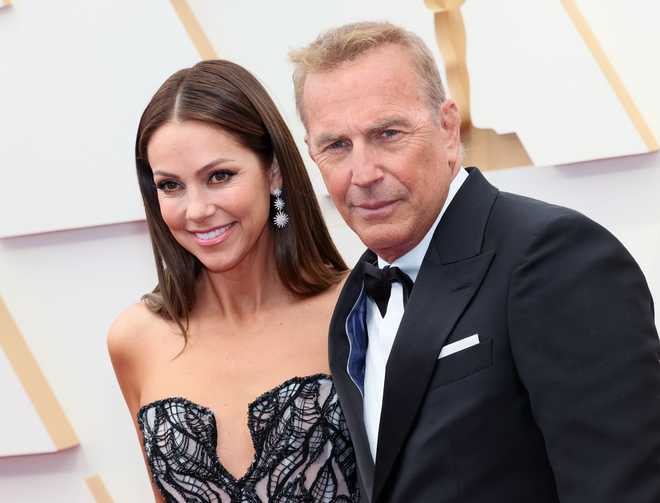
[0,0,199,237]
[2,0,658,237]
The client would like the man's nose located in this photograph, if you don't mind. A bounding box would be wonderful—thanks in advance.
[185,189,216,222]
[350,143,384,187]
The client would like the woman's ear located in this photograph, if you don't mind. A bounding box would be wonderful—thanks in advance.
[269,158,283,193]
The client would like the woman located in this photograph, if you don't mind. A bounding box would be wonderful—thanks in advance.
[108,60,358,502]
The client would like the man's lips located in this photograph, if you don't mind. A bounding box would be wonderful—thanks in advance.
[351,199,399,219]
[353,200,397,210]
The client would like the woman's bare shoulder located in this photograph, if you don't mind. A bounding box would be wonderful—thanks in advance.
[107,302,171,409]
[107,302,164,361]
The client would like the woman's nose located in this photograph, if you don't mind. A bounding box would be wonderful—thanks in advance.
[185,191,216,222]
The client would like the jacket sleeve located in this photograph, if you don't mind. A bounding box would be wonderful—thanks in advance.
[508,212,660,502]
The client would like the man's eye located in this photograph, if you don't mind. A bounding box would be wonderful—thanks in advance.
[326,139,350,151]
[156,180,180,193]
[209,170,233,184]
[381,129,400,139]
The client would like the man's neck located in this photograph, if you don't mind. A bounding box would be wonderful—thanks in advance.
[375,167,469,278]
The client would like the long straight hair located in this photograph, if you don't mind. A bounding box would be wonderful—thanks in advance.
[135,60,347,339]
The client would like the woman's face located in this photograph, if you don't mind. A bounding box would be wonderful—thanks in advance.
[147,120,280,273]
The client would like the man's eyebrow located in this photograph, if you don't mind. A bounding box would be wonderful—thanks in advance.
[312,133,342,150]
[368,116,412,131]
[152,157,235,178]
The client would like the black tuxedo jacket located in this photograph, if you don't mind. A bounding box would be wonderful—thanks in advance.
[330,168,660,503]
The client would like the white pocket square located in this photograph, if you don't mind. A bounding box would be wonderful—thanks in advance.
[438,334,480,359]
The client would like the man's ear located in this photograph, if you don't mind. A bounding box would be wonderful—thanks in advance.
[440,99,460,137]
[439,99,462,169]
[269,158,283,193]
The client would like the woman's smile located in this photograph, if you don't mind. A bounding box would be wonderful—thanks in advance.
[190,222,236,246]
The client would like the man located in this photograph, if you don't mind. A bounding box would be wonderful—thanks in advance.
[289,21,660,503]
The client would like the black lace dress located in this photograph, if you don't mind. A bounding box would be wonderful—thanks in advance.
[137,374,359,502]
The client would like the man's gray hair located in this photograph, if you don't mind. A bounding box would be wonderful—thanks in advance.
[289,21,446,125]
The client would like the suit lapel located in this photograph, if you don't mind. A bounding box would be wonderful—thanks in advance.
[372,168,499,501]
[329,254,376,499]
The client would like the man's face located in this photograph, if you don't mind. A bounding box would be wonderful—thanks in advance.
[303,44,461,262]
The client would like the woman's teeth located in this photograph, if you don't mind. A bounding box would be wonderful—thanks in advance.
[194,224,231,240]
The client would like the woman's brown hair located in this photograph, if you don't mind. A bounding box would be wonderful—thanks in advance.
[135,60,347,338]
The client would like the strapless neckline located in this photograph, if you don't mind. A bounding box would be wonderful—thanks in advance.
[137,373,333,485]
[138,372,332,418]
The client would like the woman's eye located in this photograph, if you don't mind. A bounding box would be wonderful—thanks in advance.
[156,180,180,193]
[209,170,233,184]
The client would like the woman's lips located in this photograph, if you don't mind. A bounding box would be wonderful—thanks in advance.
[189,223,235,246]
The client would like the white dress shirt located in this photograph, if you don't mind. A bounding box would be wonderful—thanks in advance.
[363,167,469,460]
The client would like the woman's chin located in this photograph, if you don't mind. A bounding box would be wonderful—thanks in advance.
[198,257,237,274]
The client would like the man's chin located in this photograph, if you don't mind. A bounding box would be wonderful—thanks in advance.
[355,226,411,260]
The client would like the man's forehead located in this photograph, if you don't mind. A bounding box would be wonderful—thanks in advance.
[306,58,416,99]
[307,86,425,130]
[304,84,422,138]
[303,46,421,110]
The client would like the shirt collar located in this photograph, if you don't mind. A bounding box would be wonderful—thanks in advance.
[377,167,468,281]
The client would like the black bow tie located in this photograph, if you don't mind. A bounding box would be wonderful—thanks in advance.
[362,262,414,317]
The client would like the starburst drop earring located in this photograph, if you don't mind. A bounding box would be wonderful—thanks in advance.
[271,187,289,229]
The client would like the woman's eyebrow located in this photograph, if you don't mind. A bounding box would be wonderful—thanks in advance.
[152,158,235,178]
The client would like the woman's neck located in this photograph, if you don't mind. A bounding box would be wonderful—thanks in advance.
[195,234,293,324]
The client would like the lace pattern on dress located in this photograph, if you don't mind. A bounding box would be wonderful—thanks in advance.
[137,374,359,503]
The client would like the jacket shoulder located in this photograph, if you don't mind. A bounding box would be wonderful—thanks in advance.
[491,191,611,239]
[493,191,584,228]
